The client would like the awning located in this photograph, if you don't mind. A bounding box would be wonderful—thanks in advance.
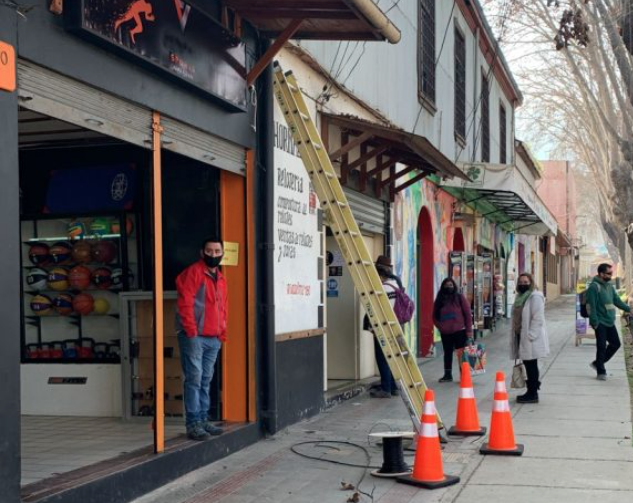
[442,162,558,236]
[224,0,401,43]
[321,114,469,200]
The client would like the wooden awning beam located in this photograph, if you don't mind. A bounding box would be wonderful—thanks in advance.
[344,145,388,172]
[395,172,429,193]
[247,19,303,86]
[380,165,418,188]
[328,131,373,161]
[366,155,398,178]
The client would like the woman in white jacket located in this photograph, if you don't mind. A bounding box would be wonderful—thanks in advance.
[511,273,550,403]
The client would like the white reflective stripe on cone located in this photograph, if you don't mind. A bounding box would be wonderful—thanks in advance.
[493,400,510,412]
[421,422,439,438]
[494,381,507,393]
[459,387,475,399]
[423,401,437,415]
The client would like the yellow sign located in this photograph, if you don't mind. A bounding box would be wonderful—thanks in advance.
[221,241,239,267]
[0,41,16,93]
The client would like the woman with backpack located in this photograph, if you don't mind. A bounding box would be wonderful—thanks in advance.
[433,278,473,382]
[511,272,549,403]
[367,255,402,398]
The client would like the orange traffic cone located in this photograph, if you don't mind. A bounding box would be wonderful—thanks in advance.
[480,371,524,456]
[448,362,486,436]
[397,390,460,489]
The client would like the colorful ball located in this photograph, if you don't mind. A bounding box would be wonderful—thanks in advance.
[26,267,49,291]
[93,298,110,315]
[91,267,113,290]
[68,221,86,240]
[68,265,92,290]
[28,243,51,266]
[53,293,74,316]
[31,294,53,315]
[111,217,134,237]
[111,268,134,288]
[71,241,92,264]
[90,218,111,236]
[47,267,69,291]
[72,293,94,315]
[92,240,117,264]
[50,242,73,265]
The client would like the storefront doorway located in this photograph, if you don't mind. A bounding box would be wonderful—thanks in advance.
[17,105,250,490]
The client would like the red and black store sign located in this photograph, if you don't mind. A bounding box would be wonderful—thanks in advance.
[65,0,247,110]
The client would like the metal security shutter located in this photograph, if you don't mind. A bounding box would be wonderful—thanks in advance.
[161,116,245,175]
[344,189,387,234]
[17,60,152,148]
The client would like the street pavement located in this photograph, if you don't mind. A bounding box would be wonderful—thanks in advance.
[132,295,633,503]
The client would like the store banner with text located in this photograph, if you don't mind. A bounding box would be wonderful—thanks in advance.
[66,0,247,109]
[273,102,321,334]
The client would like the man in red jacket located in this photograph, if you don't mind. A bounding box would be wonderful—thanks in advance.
[176,237,228,440]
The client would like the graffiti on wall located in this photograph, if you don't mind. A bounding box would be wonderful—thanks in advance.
[393,178,457,353]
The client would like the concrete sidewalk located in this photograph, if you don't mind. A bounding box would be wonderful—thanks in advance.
[132,296,633,503]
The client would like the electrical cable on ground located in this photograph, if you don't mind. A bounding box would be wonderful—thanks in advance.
[291,441,377,501]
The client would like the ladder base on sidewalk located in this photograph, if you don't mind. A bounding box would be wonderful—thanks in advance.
[397,473,460,489]
[479,443,524,456]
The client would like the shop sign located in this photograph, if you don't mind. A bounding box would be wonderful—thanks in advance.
[0,40,16,93]
[65,1,247,110]
[220,241,239,267]
[273,101,321,333]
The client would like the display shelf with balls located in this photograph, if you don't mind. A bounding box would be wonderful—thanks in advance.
[20,212,138,365]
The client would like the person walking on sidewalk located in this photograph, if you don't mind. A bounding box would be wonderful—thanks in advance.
[367,255,400,398]
[176,237,228,440]
[511,273,549,403]
[433,278,473,383]
[586,263,630,381]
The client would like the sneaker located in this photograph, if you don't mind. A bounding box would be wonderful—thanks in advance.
[516,393,539,404]
[589,361,597,372]
[390,389,400,397]
[369,389,391,398]
[438,375,453,383]
[597,374,608,381]
[202,421,224,436]
[187,423,211,441]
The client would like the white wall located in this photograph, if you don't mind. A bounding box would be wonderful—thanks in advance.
[297,0,516,167]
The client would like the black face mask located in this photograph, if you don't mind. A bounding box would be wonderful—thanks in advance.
[517,285,530,294]
[443,287,455,293]
[203,254,223,268]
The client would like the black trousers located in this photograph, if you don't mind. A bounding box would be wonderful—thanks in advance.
[523,359,539,386]
[440,330,468,373]
[595,324,621,375]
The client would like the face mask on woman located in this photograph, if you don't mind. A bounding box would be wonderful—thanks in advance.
[443,285,455,293]
[517,284,530,294]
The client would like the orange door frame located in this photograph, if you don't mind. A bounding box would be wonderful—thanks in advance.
[152,111,165,453]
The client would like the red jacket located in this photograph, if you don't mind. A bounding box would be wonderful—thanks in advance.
[176,260,228,340]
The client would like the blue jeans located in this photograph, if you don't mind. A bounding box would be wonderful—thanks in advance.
[374,336,397,393]
[178,333,222,429]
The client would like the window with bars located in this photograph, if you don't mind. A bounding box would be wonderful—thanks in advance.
[499,103,507,164]
[454,26,466,142]
[481,73,490,162]
[418,0,436,106]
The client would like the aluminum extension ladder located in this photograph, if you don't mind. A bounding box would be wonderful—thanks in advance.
[272,62,445,434]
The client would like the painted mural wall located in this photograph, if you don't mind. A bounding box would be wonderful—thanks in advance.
[393,178,461,354]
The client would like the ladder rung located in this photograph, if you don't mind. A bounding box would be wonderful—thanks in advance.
[361,261,372,266]
[388,321,398,326]
[313,143,323,150]
[288,83,299,92]
[299,113,310,121]
[325,172,335,179]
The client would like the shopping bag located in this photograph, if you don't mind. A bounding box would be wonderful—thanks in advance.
[456,340,486,376]
[511,360,526,389]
